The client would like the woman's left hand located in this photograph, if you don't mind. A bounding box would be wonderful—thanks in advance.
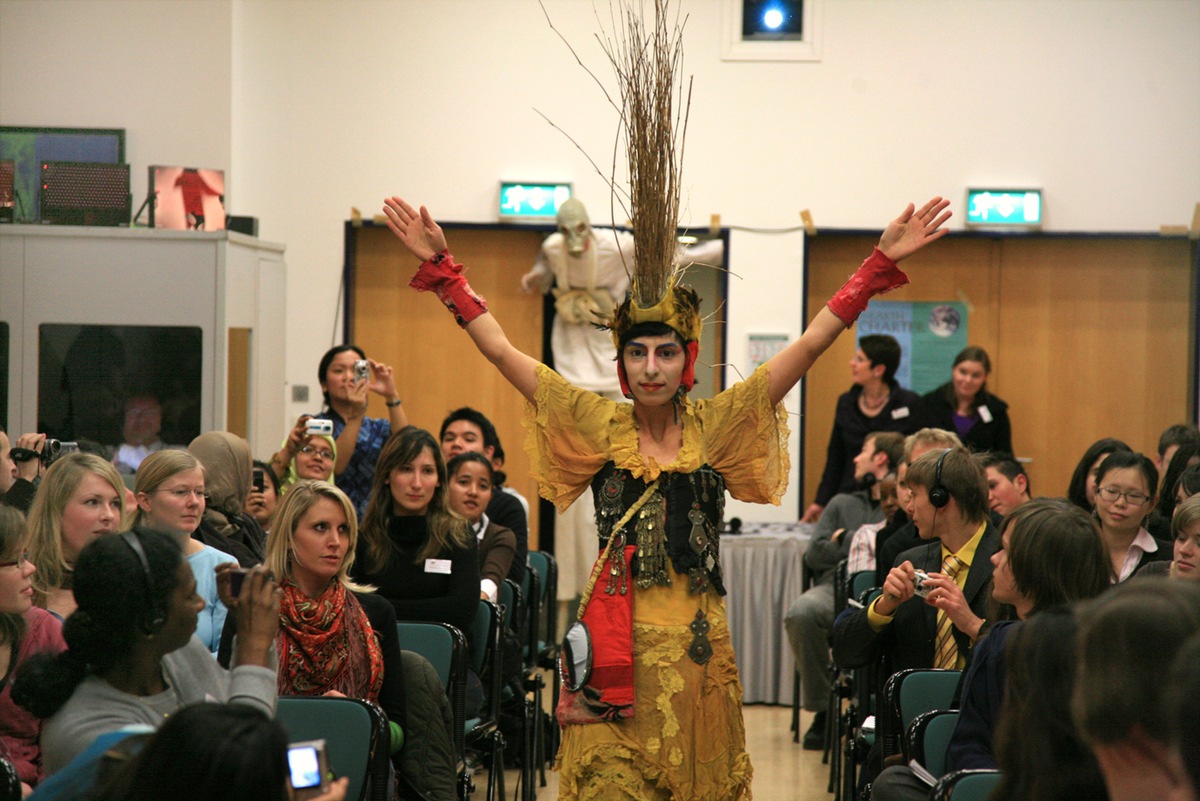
[230,565,281,665]
[311,777,350,801]
[367,359,397,399]
[922,573,983,638]
[214,562,243,608]
[877,197,952,262]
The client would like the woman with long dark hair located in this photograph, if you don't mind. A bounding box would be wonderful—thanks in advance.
[1067,438,1132,512]
[916,345,1012,453]
[12,528,279,774]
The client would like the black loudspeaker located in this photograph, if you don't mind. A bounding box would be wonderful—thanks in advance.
[226,215,258,236]
[928,448,952,508]
[39,161,131,226]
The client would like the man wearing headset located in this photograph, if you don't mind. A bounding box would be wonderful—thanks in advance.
[832,446,1000,675]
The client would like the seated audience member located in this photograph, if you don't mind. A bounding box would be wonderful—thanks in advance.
[1072,580,1200,801]
[447,452,517,602]
[846,476,901,574]
[27,453,126,619]
[1153,422,1200,476]
[786,430,904,749]
[263,480,456,801]
[874,428,965,586]
[440,407,527,584]
[978,452,1031,517]
[352,427,480,636]
[489,440,530,520]
[871,498,1112,801]
[11,528,279,774]
[309,345,407,519]
[0,505,67,796]
[833,447,1000,676]
[916,346,1012,454]
[1165,633,1200,801]
[111,395,168,474]
[266,415,338,494]
[1067,438,1133,512]
[134,451,235,655]
[1139,494,1200,580]
[93,703,348,801]
[803,334,921,523]
[1150,443,1200,539]
[244,459,281,534]
[1091,451,1170,581]
[1175,464,1200,505]
[991,608,1110,801]
[188,432,265,566]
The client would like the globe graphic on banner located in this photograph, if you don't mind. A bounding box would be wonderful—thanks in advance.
[927,305,961,338]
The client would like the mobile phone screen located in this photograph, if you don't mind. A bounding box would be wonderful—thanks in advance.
[287,746,321,790]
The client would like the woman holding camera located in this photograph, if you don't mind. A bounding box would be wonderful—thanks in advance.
[267,417,338,495]
[305,345,407,520]
[12,527,279,774]
[27,453,127,620]
[263,479,456,801]
[134,450,235,655]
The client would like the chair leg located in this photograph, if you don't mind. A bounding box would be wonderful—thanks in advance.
[791,670,801,741]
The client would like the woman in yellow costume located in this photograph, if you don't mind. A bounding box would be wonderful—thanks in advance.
[382,7,950,798]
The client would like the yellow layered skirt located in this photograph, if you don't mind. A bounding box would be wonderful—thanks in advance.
[555,579,752,800]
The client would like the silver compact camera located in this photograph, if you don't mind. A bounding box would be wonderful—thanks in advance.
[353,359,370,384]
[912,569,933,598]
[306,418,334,436]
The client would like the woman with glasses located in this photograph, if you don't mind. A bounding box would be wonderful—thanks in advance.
[27,453,126,620]
[0,505,67,796]
[267,416,338,496]
[1092,450,1170,581]
[188,432,266,567]
[1066,437,1132,512]
[135,450,235,655]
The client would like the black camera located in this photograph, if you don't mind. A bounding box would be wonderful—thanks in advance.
[9,438,78,467]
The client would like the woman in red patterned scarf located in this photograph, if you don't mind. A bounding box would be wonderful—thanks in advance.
[265,479,456,801]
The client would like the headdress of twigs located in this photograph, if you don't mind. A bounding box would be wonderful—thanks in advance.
[540,1,700,346]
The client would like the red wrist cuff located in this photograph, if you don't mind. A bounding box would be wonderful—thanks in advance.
[826,247,909,325]
[409,250,489,328]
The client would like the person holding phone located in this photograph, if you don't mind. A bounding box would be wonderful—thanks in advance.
[303,345,407,520]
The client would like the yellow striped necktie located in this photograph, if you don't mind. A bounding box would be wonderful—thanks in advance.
[933,554,966,670]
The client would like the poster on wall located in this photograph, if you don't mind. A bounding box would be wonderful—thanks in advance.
[856,301,968,395]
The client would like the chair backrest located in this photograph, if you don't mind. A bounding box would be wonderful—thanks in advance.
[527,550,558,649]
[930,769,1003,801]
[849,569,876,601]
[468,600,503,730]
[397,621,469,762]
[275,696,390,801]
[907,709,960,778]
[880,668,961,756]
[522,562,542,667]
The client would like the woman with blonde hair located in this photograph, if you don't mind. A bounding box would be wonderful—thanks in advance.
[135,449,236,654]
[27,452,125,619]
[352,427,478,636]
[1138,493,1200,580]
[264,479,456,801]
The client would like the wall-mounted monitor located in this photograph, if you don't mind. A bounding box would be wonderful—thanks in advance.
[0,126,125,223]
[149,166,226,230]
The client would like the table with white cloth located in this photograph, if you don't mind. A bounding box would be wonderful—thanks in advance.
[721,520,814,705]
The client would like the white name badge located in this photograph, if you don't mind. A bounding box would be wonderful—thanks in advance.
[978,405,994,424]
[891,406,910,420]
[425,558,452,575]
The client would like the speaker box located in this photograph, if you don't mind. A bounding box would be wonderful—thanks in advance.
[227,215,258,236]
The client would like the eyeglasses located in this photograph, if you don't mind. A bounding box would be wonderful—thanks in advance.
[299,446,334,461]
[1096,486,1150,505]
[154,487,209,501]
[0,552,30,569]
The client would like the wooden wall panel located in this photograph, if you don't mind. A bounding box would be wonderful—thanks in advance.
[350,225,546,542]
[804,234,1193,509]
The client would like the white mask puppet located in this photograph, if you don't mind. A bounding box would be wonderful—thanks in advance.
[557,198,592,257]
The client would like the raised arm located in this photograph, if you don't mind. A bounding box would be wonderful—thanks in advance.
[765,197,951,406]
[382,197,541,403]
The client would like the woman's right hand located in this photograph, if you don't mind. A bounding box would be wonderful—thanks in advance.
[226,565,280,666]
[382,197,447,262]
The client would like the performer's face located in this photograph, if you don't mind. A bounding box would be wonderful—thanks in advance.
[622,334,684,406]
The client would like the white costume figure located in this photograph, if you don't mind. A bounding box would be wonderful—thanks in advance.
[521,199,632,603]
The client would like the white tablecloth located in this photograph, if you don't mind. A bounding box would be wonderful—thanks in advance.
[721,521,813,705]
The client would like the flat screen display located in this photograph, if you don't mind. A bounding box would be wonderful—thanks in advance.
[149,166,226,230]
[0,126,125,223]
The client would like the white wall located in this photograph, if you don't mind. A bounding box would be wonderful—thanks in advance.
[3,0,1199,519]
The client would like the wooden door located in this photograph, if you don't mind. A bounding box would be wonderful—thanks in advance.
[349,224,546,541]
[803,235,1193,509]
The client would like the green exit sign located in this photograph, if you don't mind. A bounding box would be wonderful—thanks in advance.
[966,189,1043,227]
[498,182,572,221]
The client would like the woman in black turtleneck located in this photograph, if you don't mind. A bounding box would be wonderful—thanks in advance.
[351,426,479,636]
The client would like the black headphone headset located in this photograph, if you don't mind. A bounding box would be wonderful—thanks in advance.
[928,448,953,509]
[120,531,167,635]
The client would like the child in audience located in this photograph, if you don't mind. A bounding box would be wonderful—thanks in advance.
[447,452,517,602]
